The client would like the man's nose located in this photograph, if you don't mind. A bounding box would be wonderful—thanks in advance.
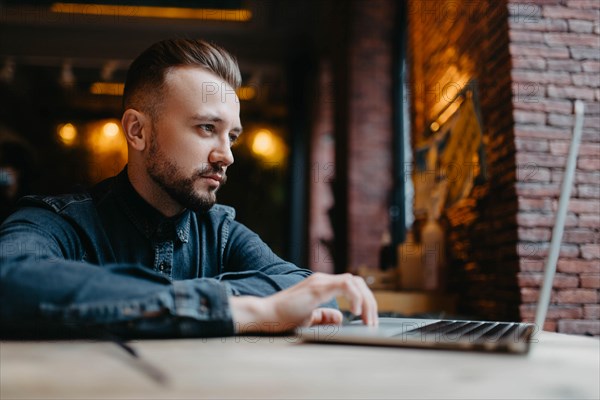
[209,137,234,167]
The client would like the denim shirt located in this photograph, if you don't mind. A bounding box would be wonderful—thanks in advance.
[0,168,312,337]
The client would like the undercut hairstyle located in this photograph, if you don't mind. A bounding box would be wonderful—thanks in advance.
[123,38,242,118]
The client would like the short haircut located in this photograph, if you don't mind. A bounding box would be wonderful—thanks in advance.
[123,38,242,118]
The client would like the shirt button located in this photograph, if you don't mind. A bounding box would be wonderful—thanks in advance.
[158,262,167,272]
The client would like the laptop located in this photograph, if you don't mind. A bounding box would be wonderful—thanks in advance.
[299,100,586,354]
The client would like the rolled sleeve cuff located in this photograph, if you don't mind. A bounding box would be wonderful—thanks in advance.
[39,279,235,338]
[172,279,235,337]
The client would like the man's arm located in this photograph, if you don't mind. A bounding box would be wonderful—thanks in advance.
[216,220,313,296]
[0,207,235,337]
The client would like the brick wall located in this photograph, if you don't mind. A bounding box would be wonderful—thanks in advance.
[508,0,600,335]
[409,0,599,335]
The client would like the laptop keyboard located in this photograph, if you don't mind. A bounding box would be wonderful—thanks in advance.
[343,311,534,344]
[402,320,533,343]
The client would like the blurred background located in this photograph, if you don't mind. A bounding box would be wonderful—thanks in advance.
[1,0,598,335]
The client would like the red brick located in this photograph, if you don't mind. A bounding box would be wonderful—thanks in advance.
[509,43,570,58]
[558,259,600,273]
[517,211,578,227]
[509,18,567,32]
[579,143,600,156]
[582,129,600,142]
[517,242,580,258]
[563,229,599,244]
[568,19,595,33]
[583,304,600,319]
[505,79,529,101]
[518,197,553,211]
[513,110,547,125]
[520,258,545,272]
[547,85,596,100]
[577,184,600,198]
[516,152,567,167]
[543,6,600,21]
[549,140,570,154]
[514,98,573,113]
[513,70,571,85]
[509,30,544,43]
[512,56,546,70]
[578,157,600,171]
[517,166,551,182]
[517,272,579,288]
[520,304,583,319]
[557,319,600,335]
[582,60,600,73]
[579,214,600,229]
[581,274,600,288]
[515,182,560,198]
[583,117,600,130]
[515,182,561,197]
[547,59,583,72]
[518,227,552,241]
[572,73,600,87]
[544,32,600,47]
[555,288,599,303]
[581,244,600,259]
[515,138,549,152]
[548,114,575,128]
[569,199,600,213]
[514,125,570,140]
[570,47,600,60]
[566,0,600,9]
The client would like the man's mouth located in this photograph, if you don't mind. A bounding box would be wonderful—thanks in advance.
[201,174,224,186]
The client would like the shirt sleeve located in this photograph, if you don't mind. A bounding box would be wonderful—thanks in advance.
[0,207,235,338]
[217,220,312,295]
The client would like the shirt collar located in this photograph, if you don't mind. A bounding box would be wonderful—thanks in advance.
[114,167,191,243]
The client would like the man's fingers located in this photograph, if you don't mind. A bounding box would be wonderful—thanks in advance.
[354,276,378,326]
[309,308,344,326]
[338,273,364,316]
[292,272,378,327]
[329,274,378,326]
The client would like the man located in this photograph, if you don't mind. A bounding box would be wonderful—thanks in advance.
[0,39,377,338]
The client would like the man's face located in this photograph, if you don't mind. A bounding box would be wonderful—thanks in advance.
[145,66,242,213]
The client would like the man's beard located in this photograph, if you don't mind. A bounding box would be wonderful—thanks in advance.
[146,133,227,213]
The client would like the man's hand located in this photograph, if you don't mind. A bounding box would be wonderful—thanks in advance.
[229,273,378,334]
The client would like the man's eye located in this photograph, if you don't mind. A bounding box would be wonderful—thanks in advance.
[198,124,215,133]
[229,134,240,146]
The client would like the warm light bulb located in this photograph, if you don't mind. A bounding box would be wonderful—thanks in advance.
[237,86,257,101]
[252,130,276,156]
[58,123,77,145]
[102,122,120,137]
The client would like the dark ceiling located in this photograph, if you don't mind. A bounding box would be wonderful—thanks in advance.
[0,0,326,119]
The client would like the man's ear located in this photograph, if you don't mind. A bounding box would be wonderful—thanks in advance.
[121,109,149,151]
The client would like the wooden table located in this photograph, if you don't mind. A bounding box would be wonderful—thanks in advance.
[337,290,457,315]
[1,331,598,399]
